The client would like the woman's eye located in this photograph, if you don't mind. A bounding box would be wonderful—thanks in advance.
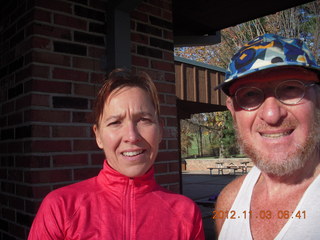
[107,121,121,126]
[141,118,151,122]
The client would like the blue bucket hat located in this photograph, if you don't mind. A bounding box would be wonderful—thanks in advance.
[215,34,320,96]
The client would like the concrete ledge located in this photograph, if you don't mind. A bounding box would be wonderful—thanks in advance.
[185,158,252,173]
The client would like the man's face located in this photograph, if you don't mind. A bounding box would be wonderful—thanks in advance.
[227,68,320,176]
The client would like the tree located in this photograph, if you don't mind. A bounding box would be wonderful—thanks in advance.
[175,0,320,68]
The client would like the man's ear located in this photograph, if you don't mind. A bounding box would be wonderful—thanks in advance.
[93,124,103,149]
[226,97,235,118]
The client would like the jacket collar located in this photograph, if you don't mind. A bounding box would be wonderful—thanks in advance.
[97,160,158,193]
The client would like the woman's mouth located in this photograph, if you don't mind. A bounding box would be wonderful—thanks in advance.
[122,150,144,157]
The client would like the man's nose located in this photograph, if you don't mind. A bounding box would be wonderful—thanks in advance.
[257,96,288,125]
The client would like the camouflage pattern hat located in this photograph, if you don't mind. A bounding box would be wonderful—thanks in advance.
[215,34,320,96]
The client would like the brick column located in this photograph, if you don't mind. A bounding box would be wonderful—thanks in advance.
[0,0,178,239]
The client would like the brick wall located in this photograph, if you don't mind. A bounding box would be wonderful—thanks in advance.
[0,0,177,239]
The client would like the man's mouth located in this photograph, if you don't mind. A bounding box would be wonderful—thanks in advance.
[122,150,144,157]
[260,130,293,138]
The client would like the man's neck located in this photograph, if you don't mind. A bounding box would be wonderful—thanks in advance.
[257,151,320,197]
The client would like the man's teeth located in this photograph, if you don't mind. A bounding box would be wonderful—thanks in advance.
[122,150,143,157]
[261,131,291,138]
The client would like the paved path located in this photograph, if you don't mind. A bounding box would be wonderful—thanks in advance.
[181,172,238,239]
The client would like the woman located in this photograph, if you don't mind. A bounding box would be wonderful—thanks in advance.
[28,69,205,240]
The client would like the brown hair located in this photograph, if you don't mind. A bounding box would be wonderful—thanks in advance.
[92,69,160,127]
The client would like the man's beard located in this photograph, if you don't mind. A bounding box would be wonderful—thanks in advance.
[235,110,320,177]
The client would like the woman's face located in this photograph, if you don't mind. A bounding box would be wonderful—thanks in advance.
[93,87,162,177]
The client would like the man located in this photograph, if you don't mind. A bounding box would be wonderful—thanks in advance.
[214,34,320,239]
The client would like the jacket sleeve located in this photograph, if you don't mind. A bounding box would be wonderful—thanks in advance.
[28,192,66,240]
[191,204,205,240]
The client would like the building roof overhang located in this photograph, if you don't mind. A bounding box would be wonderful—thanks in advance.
[173,0,315,46]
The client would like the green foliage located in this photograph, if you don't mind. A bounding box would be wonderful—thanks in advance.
[180,111,239,158]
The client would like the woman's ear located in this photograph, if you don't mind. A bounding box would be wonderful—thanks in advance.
[93,124,103,149]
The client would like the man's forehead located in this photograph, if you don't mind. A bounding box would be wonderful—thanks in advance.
[229,67,319,95]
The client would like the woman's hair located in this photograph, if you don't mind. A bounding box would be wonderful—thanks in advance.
[92,69,160,127]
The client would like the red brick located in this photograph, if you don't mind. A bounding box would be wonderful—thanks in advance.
[7,143,23,155]
[2,207,15,222]
[164,94,176,104]
[162,127,177,138]
[53,68,89,82]
[15,155,51,168]
[53,154,89,167]
[155,173,179,185]
[32,36,51,50]
[169,161,180,171]
[90,72,105,84]
[154,162,168,173]
[28,51,71,66]
[89,0,107,9]
[164,30,173,41]
[32,125,50,137]
[167,183,180,193]
[137,3,162,17]
[54,14,87,30]
[15,95,31,111]
[8,222,26,239]
[155,82,175,94]
[26,79,71,94]
[74,83,96,97]
[7,195,24,210]
[31,64,50,78]
[160,105,177,115]
[73,139,99,151]
[163,51,174,61]
[2,101,15,114]
[32,185,52,198]
[151,60,174,72]
[52,125,89,138]
[24,169,72,184]
[73,57,102,71]
[131,32,149,44]
[35,0,72,14]
[156,151,179,161]
[168,139,178,149]
[31,94,50,107]
[33,8,51,23]
[166,117,177,126]
[132,55,149,67]
[131,11,148,22]
[8,112,23,126]
[88,46,105,58]
[24,109,70,123]
[26,23,71,40]
[91,152,105,165]
[73,167,101,180]
[29,140,72,152]
[15,66,32,83]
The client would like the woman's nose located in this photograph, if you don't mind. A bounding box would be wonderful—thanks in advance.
[124,123,141,143]
[257,96,288,125]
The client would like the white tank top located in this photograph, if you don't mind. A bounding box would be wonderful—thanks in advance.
[219,166,320,239]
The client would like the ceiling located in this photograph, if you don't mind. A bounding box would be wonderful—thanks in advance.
[173,0,315,46]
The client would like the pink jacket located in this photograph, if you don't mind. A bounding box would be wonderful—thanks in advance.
[28,161,205,240]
